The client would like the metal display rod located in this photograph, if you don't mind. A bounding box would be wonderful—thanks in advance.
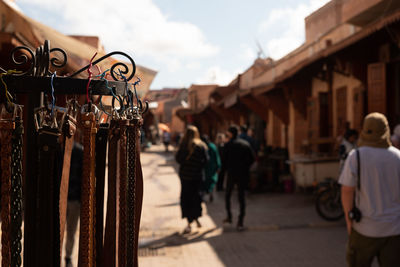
[2,39,136,95]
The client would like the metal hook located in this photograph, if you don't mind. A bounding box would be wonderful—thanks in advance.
[86,52,97,108]
[50,72,56,119]
[133,77,141,113]
[0,69,22,105]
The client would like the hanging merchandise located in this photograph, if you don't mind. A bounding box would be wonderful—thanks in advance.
[0,40,147,267]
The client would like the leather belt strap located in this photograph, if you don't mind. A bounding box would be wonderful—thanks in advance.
[118,119,129,267]
[59,115,77,251]
[0,117,15,267]
[11,117,23,267]
[126,120,135,267]
[103,120,119,267]
[132,117,144,267]
[126,117,143,267]
[35,126,63,267]
[95,123,109,267]
[78,112,97,267]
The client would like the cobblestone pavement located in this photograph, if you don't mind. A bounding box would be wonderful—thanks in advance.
[138,144,353,267]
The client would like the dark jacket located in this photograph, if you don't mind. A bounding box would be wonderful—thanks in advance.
[176,143,208,181]
[223,137,255,178]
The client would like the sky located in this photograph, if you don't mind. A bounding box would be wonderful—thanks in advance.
[15,0,330,89]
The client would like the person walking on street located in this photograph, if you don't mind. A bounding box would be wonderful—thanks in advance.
[239,124,258,153]
[162,130,171,152]
[201,134,221,202]
[339,113,400,267]
[223,125,255,231]
[339,129,358,173]
[215,133,226,191]
[175,125,209,234]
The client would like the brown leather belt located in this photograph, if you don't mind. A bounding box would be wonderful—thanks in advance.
[59,114,77,253]
[127,116,144,267]
[78,111,98,267]
[118,119,129,267]
[103,119,120,267]
[11,114,23,267]
[95,122,109,267]
[0,109,15,267]
[133,118,144,267]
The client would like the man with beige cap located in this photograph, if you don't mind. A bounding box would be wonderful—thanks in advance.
[339,113,400,266]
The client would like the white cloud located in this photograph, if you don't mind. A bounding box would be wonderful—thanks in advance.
[17,0,219,61]
[258,0,330,59]
[196,66,240,86]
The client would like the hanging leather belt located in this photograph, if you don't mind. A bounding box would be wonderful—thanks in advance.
[78,111,98,267]
[95,122,109,267]
[118,119,129,267]
[35,124,62,267]
[126,116,144,267]
[59,113,77,251]
[103,119,120,267]
[0,107,15,267]
[11,114,23,267]
[33,105,76,267]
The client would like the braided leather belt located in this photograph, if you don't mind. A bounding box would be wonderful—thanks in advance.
[78,111,98,267]
[118,119,129,267]
[127,116,144,267]
[11,115,23,267]
[0,108,15,267]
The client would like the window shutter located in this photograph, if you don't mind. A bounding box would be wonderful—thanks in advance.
[336,86,347,136]
[368,63,386,114]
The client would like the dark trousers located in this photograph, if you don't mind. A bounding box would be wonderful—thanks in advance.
[225,174,246,224]
[347,229,400,267]
[216,169,225,191]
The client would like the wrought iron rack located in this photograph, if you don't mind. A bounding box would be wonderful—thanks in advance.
[0,40,140,266]
[1,39,137,96]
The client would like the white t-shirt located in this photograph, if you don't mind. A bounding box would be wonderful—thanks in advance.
[339,146,400,237]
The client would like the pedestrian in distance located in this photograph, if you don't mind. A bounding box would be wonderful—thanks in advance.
[239,124,258,153]
[390,124,400,149]
[162,130,171,152]
[175,125,209,234]
[215,133,226,191]
[339,129,358,174]
[201,134,221,202]
[223,124,255,231]
[339,113,400,267]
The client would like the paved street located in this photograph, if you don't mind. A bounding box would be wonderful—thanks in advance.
[139,144,349,267]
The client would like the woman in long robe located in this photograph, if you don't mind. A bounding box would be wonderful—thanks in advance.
[175,126,208,234]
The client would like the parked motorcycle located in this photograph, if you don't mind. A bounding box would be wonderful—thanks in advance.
[315,178,344,221]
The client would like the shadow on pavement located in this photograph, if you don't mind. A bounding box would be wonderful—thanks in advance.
[140,228,219,249]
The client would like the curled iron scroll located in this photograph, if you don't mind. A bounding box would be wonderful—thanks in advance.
[69,51,136,82]
[10,40,67,77]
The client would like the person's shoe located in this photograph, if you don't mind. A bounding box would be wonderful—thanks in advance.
[65,257,72,267]
[236,224,245,232]
[195,219,202,228]
[237,218,245,231]
[223,217,232,224]
[182,225,191,234]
